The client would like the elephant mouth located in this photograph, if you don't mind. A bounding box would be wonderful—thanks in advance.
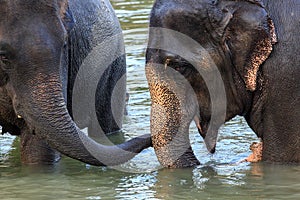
[194,115,206,138]
[194,115,216,154]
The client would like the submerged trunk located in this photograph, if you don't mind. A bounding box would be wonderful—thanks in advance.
[151,103,200,168]
[20,73,151,166]
[147,63,200,168]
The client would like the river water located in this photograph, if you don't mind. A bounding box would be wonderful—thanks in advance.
[1,0,299,199]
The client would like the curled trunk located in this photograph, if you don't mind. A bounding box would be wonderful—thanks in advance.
[19,74,151,166]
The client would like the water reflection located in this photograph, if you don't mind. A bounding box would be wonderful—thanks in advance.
[1,0,300,199]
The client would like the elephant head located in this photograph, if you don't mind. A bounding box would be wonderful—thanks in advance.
[146,0,276,168]
[0,0,151,166]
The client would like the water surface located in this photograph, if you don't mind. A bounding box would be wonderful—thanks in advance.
[1,0,299,199]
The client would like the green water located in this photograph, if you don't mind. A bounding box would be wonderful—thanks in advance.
[1,0,300,199]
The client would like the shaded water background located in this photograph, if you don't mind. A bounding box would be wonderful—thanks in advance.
[1,0,300,199]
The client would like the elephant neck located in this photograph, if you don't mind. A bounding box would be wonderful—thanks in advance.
[217,68,251,122]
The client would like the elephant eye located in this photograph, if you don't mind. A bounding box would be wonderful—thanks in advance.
[0,53,8,63]
[0,44,15,68]
[164,58,193,75]
[0,52,12,69]
[174,65,188,74]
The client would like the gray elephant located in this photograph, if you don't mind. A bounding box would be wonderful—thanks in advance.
[0,0,151,165]
[146,0,299,168]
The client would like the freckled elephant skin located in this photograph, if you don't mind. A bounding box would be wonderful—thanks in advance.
[146,0,300,168]
[0,0,151,166]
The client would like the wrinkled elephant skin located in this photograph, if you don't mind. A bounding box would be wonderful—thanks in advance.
[0,0,151,166]
[146,0,299,168]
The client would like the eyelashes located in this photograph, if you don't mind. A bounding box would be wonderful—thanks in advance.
[0,54,8,63]
[0,53,11,69]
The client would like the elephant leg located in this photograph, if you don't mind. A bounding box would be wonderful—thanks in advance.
[20,128,60,165]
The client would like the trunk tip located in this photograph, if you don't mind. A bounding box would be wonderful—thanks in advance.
[205,141,216,154]
[209,146,216,154]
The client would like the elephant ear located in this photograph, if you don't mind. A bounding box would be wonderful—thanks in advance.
[58,0,75,33]
[222,1,277,91]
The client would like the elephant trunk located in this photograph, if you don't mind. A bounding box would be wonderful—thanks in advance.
[147,65,200,168]
[151,104,200,168]
[16,73,151,166]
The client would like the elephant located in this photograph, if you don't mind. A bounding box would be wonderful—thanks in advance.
[146,0,299,168]
[0,0,151,166]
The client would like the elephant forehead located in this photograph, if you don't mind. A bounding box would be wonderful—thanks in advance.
[160,2,208,26]
[150,0,219,45]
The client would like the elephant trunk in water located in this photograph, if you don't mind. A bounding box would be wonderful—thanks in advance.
[146,61,200,168]
[0,0,151,166]
[13,72,151,166]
